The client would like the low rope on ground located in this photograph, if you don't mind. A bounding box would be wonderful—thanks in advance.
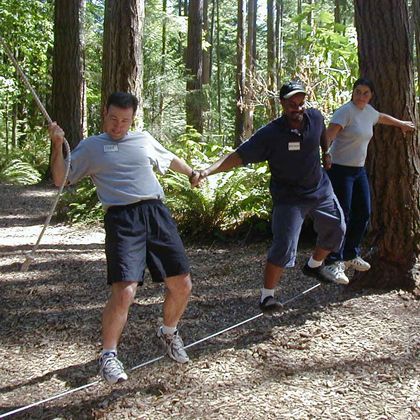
[0,282,321,418]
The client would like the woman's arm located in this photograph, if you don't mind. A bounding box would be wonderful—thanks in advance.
[378,113,416,133]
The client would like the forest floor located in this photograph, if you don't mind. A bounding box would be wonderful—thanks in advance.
[0,183,419,420]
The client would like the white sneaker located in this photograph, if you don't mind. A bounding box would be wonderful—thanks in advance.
[344,256,371,271]
[99,353,128,384]
[320,262,349,285]
[157,327,190,364]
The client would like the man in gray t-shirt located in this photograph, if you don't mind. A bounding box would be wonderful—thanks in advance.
[49,92,199,385]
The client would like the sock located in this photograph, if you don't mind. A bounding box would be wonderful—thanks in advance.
[101,348,117,358]
[161,325,177,335]
[260,287,274,303]
[308,256,322,268]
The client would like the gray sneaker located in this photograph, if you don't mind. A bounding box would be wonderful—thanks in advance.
[99,352,128,384]
[157,327,190,364]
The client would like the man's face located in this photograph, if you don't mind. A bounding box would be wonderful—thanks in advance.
[281,93,306,123]
[103,105,134,140]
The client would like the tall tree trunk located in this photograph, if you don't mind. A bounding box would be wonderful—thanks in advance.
[413,0,420,94]
[215,0,221,134]
[235,0,246,146]
[158,0,167,130]
[185,0,204,133]
[12,102,17,149]
[307,0,313,26]
[267,0,277,120]
[202,0,210,85]
[244,0,257,139]
[51,0,83,149]
[101,0,144,129]
[208,0,216,84]
[275,0,284,90]
[80,0,87,137]
[5,97,9,156]
[354,0,420,293]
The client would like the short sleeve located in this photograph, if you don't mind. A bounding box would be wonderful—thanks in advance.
[330,103,352,129]
[66,141,92,185]
[144,131,176,174]
[236,125,272,165]
[367,104,380,125]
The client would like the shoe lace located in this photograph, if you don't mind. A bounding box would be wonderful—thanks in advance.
[102,356,125,376]
[170,333,185,353]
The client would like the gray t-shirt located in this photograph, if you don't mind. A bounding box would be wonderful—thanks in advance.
[66,131,175,209]
[330,101,380,167]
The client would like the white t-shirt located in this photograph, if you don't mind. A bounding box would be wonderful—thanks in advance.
[330,101,380,167]
[67,131,175,209]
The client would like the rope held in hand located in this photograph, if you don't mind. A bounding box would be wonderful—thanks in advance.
[0,34,71,272]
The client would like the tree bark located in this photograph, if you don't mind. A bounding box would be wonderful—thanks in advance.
[267,0,277,120]
[202,0,210,85]
[101,0,144,129]
[243,0,257,139]
[235,0,246,146]
[354,0,420,293]
[275,0,284,91]
[185,0,204,133]
[51,0,83,149]
[413,0,420,94]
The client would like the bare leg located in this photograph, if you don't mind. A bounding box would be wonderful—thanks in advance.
[263,261,285,289]
[163,273,192,327]
[102,281,137,349]
[312,247,330,262]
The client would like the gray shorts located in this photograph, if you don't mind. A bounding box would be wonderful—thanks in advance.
[268,194,345,268]
[104,199,190,284]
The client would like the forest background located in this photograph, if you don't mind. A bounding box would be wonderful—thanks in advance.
[0,0,419,290]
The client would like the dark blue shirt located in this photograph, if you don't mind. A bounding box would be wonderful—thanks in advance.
[236,108,333,205]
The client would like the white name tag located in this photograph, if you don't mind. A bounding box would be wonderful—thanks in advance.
[288,142,300,151]
[104,144,119,152]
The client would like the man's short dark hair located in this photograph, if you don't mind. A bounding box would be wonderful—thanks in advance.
[106,92,139,114]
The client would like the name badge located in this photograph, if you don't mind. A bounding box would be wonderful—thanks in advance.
[104,144,119,152]
[288,142,300,151]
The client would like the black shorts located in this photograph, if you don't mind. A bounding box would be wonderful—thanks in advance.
[104,199,190,284]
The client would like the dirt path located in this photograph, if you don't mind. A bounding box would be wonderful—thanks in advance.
[0,183,419,419]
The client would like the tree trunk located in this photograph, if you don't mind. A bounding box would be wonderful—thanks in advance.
[235,0,246,146]
[51,0,83,149]
[80,0,87,137]
[413,0,420,94]
[354,0,420,293]
[267,0,277,120]
[307,0,313,26]
[275,0,284,91]
[101,0,144,129]
[244,0,257,139]
[202,0,210,85]
[185,0,204,133]
[215,0,221,134]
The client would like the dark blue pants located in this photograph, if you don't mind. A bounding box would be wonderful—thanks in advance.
[326,164,371,263]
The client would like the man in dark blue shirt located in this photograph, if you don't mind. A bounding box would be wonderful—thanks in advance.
[196,81,348,313]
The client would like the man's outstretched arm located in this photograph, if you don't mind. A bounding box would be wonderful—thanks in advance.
[48,122,67,187]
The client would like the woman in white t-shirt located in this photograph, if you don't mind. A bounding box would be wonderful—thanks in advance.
[322,78,415,278]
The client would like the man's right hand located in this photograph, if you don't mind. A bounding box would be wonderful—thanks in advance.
[48,122,65,146]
